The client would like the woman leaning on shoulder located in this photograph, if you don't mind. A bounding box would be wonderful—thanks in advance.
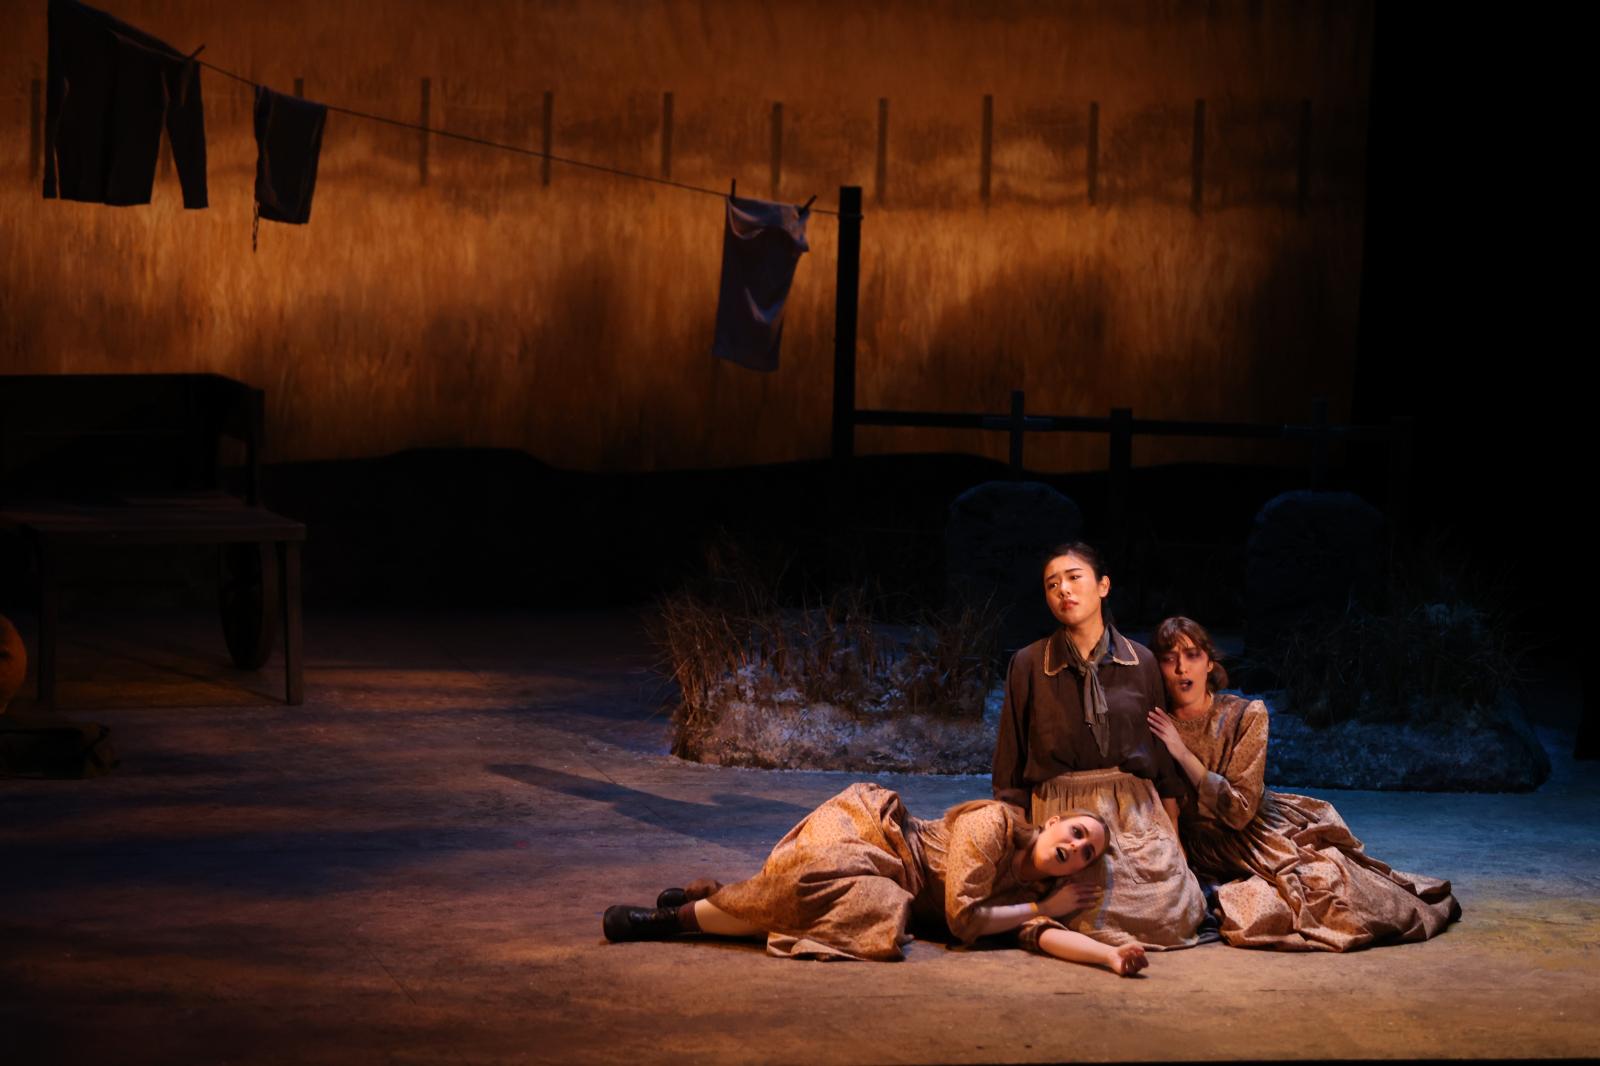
[1147,616,1461,951]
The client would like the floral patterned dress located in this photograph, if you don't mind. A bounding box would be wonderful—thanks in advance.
[1173,694,1461,951]
[708,783,1068,960]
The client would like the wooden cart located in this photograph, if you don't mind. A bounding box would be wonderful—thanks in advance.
[0,374,305,706]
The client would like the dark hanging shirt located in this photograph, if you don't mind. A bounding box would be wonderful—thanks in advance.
[991,626,1188,808]
[43,0,208,209]
[253,87,327,224]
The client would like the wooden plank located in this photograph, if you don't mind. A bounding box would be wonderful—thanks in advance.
[660,91,673,178]
[541,90,553,186]
[1191,98,1205,215]
[30,78,42,182]
[876,98,889,204]
[1087,101,1099,205]
[419,77,431,186]
[980,94,994,204]
[770,101,783,198]
[830,186,863,461]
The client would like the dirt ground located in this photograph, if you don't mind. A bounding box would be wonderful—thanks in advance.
[1,608,1595,1065]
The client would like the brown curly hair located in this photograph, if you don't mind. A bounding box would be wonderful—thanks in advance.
[1152,615,1229,693]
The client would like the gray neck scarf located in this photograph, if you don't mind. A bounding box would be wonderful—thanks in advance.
[1060,625,1113,758]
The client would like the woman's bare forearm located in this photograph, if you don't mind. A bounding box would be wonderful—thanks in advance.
[1037,927,1116,968]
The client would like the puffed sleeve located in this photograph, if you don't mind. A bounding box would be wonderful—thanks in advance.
[1015,913,1069,954]
[991,650,1031,809]
[943,804,1013,944]
[1196,699,1268,830]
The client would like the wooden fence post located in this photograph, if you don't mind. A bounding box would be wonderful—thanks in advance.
[418,77,431,186]
[1087,100,1099,205]
[1008,390,1026,476]
[1309,397,1329,489]
[541,90,553,186]
[831,186,864,462]
[1109,407,1133,558]
[660,91,674,178]
[1191,98,1205,216]
[770,101,783,198]
[30,77,42,182]
[875,97,889,204]
[980,94,994,205]
[1297,98,1312,217]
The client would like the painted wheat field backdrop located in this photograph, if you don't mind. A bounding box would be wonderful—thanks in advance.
[0,0,1371,472]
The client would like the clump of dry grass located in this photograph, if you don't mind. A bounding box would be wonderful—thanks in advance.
[653,543,1002,769]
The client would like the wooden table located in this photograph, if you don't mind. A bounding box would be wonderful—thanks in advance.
[0,497,307,706]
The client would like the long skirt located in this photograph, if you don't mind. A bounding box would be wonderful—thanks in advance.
[1187,790,1460,952]
[708,783,924,961]
[1033,768,1205,949]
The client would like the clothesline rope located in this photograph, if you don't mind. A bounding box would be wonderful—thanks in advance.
[194,56,842,216]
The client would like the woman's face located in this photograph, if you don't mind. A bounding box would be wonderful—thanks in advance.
[1042,553,1110,630]
[1159,636,1212,705]
[1033,815,1106,878]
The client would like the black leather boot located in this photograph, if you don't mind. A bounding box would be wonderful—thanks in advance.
[656,887,689,908]
[603,905,684,942]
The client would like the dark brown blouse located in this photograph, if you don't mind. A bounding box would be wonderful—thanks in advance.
[991,627,1188,806]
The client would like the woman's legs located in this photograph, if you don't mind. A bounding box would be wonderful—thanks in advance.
[692,899,762,938]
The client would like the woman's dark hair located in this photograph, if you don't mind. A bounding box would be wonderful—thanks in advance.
[1152,615,1229,693]
[1041,541,1106,579]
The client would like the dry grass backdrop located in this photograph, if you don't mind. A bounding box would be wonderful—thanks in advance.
[0,0,1371,471]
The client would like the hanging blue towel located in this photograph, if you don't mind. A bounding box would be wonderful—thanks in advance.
[254,86,327,224]
[712,195,810,372]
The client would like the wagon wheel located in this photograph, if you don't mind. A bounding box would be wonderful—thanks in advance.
[219,542,280,670]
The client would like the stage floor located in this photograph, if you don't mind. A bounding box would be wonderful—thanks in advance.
[1,608,1595,1065]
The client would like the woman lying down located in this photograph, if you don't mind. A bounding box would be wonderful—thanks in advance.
[601,782,1148,976]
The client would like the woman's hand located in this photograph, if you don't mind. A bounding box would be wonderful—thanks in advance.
[1037,880,1102,919]
[1104,942,1147,976]
[1149,708,1209,790]
[1147,708,1187,759]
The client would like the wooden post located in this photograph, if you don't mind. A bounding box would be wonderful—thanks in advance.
[1309,396,1329,489]
[30,77,42,182]
[280,540,304,706]
[1108,407,1133,558]
[831,186,864,462]
[1008,390,1026,476]
[293,77,304,99]
[660,91,674,179]
[419,77,431,187]
[1297,98,1312,217]
[1087,100,1099,205]
[34,537,57,707]
[541,90,553,186]
[770,102,783,198]
[980,94,994,204]
[1191,98,1205,216]
[875,97,889,204]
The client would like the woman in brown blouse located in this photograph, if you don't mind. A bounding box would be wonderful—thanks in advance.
[992,543,1207,950]
[1147,616,1461,950]
[602,782,1149,975]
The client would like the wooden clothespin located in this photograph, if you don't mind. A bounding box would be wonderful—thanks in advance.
[799,195,816,213]
[729,178,737,199]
